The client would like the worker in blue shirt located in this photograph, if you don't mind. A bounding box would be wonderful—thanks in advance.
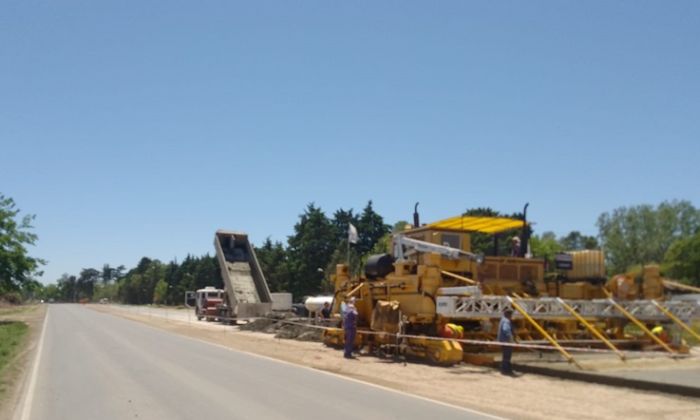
[497,308,516,375]
[343,298,358,359]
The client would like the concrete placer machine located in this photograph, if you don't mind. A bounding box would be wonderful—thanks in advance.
[323,209,700,366]
[214,230,273,319]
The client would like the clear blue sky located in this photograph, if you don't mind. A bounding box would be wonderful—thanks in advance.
[2,1,698,283]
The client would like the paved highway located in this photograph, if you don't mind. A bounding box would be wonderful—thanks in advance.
[19,305,497,420]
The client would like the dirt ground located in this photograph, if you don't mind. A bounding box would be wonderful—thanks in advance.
[93,305,700,420]
[0,305,45,420]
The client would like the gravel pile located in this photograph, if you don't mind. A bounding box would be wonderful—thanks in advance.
[239,314,324,342]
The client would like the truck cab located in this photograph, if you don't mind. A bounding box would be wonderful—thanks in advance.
[194,287,224,321]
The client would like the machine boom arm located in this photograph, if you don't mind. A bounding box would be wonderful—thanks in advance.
[393,235,481,262]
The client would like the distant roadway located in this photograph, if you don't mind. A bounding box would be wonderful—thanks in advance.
[18,305,497,420]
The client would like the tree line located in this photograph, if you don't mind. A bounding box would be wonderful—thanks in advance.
[33,201,392,304]
[2,193,700,305]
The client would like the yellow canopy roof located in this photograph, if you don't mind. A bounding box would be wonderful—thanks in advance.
[427,216,526,234]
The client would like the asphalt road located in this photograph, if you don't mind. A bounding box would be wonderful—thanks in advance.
[20,305,497,420]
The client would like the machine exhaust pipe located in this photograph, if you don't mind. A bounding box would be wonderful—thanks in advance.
[413,202,420,227]
[520,203,530,257]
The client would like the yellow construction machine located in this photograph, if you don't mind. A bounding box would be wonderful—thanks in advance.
[323,209,547,365]
[323,207,700,366]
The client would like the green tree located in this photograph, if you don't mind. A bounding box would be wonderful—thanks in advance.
[256,238,291,292]
[597,200,700,273]
[20,279,44,301]
[331,208,359,245]
[0,194,45,294]
[113,265,126,280]
[152,279,168,304]
[356,201,391,256]
[77,268,100,301]
[664,232,700,286]
[116,257,164,304]
[325,202,391,278]
[287,204,335,300]
[93,282,118,302]
[530,231,563,267]
[57,274,77,302]
[39,283,60,301]
[101,264,115,284]
[558,231,599,251]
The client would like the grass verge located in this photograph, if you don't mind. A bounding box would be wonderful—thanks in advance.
[0,321,29,396]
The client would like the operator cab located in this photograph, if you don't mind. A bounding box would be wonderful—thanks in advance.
[398,210,545,296]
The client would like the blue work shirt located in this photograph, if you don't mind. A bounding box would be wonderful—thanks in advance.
[344,306,358,331]
[497,316,513,342]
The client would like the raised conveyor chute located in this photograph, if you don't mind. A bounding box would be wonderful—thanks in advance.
[214,230,272,318]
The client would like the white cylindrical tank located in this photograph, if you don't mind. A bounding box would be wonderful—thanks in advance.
[304,296,333,313]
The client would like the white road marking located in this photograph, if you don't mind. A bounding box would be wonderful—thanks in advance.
[15,307,50,420]
[90,306,504,419]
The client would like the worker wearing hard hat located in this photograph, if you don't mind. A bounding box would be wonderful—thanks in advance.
[510,236,521,257]
[498,308,516,376]
[440,323,465,339]
[651,325,670,343]
[340,296,354,317]
[343,298,358,359]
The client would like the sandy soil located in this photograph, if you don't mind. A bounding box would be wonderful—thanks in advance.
[0,305,45,420]
[92,305,700,420]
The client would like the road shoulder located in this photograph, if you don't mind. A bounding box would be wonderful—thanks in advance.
[0,305,46,420]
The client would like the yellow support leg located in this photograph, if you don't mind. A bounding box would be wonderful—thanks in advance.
[345,282,364,298]
[602,290,675,354]
[652,300,700,342]
[507,297,582,369]
[441,270,476,285]
[441,270,495,294]
[556,298,626,361]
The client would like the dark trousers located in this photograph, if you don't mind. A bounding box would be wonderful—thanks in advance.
[344,328,356,358]
[501,346,513,374]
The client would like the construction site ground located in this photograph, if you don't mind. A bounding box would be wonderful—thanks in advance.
[90,304,700,420]
[508,350,700,394]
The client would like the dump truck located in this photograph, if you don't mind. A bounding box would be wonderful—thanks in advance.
[214,230,273,319]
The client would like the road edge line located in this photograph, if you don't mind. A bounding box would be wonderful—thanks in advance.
[14,307,49,420]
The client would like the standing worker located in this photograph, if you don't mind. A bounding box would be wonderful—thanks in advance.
[498,308,516,376]
[510,236,521,257]
[320,302,331,319]
[343,297,358,359]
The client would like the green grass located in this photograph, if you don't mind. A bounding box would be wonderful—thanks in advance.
[0,321,28,374]
[684,321,700,346]
[0,305,36,317]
